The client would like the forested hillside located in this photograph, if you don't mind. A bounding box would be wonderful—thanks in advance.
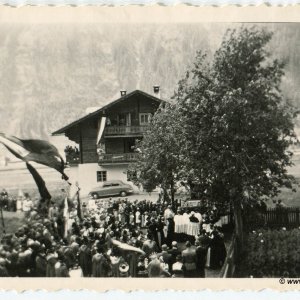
[0,23,299,140]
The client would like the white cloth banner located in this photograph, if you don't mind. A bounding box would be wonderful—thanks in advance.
[96,116,106,145]
[63,196,69,238]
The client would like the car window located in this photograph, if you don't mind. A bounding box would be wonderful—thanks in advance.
[103,184,111,188]
[111,183,120,186]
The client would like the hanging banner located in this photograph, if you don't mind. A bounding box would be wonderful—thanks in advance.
[96,116,106,145]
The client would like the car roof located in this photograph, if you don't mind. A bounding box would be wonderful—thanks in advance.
[103,180,124,184]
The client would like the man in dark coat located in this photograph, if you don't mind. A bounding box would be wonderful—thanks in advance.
[78,239,92,277]
[209,228,227,269]
[92,248,111,277]
[166,218,175,247]
[148,219,158,247]
[195,239,207,277]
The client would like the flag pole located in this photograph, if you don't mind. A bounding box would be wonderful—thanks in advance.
[25,162,52,217]
[75,182,82,220]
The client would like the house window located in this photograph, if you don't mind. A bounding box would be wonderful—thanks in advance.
[139,113,151,125]
[97,171,107,182]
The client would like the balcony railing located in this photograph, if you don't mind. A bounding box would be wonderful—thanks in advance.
[98,153,139,164]
[104,125,149,136]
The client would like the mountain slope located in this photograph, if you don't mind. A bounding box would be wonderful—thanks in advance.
[0,23,299,139]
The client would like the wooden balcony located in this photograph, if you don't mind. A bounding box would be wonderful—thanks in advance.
[104,125,149,137]
[98,153,139,165]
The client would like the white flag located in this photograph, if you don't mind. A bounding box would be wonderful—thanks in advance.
[96,116,106,145]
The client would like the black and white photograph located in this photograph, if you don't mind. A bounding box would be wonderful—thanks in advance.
[0,6,299,286]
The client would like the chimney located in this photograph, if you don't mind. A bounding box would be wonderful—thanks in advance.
[153,85,160,98]
[120,90,127,97]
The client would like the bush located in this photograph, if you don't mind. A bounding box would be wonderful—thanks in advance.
[244,228,300,277]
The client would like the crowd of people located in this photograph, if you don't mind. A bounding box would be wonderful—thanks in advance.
[64,146,80,164]
[0,189,34,215]
[0,190,228,277]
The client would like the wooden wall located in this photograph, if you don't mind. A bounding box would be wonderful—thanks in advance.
[80,118,99,164]
[64,93,161,164]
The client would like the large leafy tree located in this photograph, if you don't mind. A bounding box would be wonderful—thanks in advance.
[128,103,184,203]
[131,27,297,250]
[175,27,297,248]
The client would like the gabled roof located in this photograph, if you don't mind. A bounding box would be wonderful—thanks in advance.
[52,89,165,135]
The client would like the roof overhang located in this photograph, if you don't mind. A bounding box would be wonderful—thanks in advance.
[52,89,165,136]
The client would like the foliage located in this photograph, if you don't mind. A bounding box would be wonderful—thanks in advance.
[174,26,297,206]
[128,103,184,200]
[131,26,297,219]
[243,228,300,277]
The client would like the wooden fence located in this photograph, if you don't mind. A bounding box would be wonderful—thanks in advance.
[262,207,300,228]
[220,207,300,277]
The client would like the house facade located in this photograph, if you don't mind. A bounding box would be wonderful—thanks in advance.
[52,88,163,195]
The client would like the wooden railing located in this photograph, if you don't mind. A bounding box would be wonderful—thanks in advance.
[219,234,237,278]
[98,153,139,164]
[220,207,300,277]
[104,126,149,136]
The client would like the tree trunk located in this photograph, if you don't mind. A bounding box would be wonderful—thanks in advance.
[163,186,170,203]
[233,200,244,255]
[170,180,175,207]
